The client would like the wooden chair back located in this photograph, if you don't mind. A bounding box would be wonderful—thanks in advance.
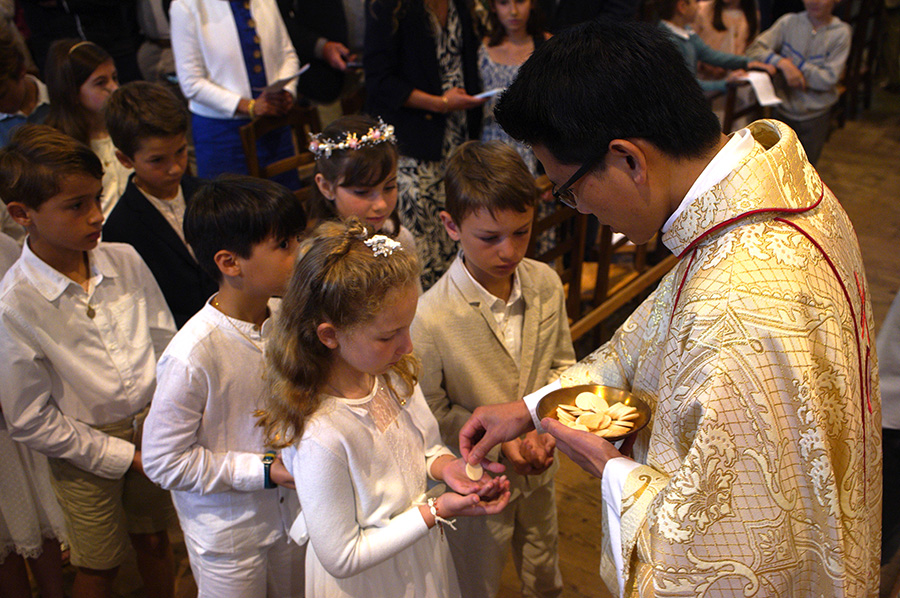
[835,0,883,124]
[240,104,322,184]
[527,176,589,322]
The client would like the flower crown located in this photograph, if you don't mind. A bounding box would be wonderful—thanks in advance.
[308,119,397,159]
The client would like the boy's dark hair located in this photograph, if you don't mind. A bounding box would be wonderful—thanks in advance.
[495,20,721,169]
[184,175,307,282]
[646,0,682,21]
[0,124,103,210]
[105,81,188,158]
[0,27,25,82]
[443,140,536,226]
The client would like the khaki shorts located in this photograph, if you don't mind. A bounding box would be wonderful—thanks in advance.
[48,406,176,570]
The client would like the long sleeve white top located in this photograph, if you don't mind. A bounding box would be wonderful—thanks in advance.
[170,0,300,119]
[0,242,175,479]
[143,300,298,552]
[746,12,851,119]
[282,377,456,583]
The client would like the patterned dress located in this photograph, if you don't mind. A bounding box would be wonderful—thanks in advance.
[478,43,537,174]
[478,40,556,253]
[562,121,881,597]
[397,0,469,290]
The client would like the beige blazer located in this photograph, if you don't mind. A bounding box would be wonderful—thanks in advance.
[412,256,576,459]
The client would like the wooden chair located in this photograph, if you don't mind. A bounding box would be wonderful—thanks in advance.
[239,104,322,189]
[527,176,589,323]
[571,231,678,342]
[721,80,765,134]
[835,0,884,124]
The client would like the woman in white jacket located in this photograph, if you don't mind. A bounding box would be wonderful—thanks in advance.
[170,0,300,184]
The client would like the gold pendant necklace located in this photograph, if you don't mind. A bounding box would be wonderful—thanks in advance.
[212,296,264,353]
[83,253,95,319]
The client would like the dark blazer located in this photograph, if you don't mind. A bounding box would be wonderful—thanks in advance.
[277,0,347,103]
[103,175,217,328]
[364,0,482,162]
[538,0,640,32]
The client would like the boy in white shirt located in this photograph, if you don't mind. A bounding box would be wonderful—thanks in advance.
[0,124,177,598]
[142,175,307,598]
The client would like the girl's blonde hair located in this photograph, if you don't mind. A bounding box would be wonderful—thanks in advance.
[45,39,113,145]
[260,219,421,448]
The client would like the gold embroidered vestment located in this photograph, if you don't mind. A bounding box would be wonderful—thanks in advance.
[561,121,881,597]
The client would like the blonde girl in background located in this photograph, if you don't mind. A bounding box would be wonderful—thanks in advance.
[44,39,131,217]
[259,219,511,597]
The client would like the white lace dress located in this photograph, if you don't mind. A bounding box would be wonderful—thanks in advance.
[0,233,67,563]
[283,376,459,597]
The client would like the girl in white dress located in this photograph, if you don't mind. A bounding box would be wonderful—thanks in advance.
[0,232,66,598]
[259,219,511,598]
[44,39,131,217]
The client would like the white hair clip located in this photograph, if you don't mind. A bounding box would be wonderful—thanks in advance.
[364,235,402,257]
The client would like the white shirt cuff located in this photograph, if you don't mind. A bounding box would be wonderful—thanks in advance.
[523,379,561,433]
[97,435,136,479]
[602,457,641,597]
[232,452,267,491]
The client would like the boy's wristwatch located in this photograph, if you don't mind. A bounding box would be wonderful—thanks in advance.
[263,451,277,489]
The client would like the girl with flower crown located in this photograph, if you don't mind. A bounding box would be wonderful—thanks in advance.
[307,115,418,261]
[257,219,511,597]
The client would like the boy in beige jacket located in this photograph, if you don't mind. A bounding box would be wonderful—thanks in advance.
[412,140,575,598]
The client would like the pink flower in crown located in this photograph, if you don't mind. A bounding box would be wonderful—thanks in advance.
[309,139,319,153]
[371,127,382,140]
[347,133,359,149]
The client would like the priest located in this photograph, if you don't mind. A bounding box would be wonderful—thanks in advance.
[460,20,881,597]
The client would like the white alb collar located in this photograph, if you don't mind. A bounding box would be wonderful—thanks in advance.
[661,128,755,233]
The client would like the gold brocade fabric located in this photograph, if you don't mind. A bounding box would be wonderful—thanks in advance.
[561,121,881,597]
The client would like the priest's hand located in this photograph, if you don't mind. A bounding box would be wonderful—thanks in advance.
[460,400,534,467]
[541,418,628,479]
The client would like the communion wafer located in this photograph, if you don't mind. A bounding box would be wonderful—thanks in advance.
[465,463,483,480]
[556,393,640,438]
[575,392,597,411]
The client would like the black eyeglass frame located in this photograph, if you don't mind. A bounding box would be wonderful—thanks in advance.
[551,157,601,209]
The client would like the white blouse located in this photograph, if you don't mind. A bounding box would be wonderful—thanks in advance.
[170,0,300,119]
[283,377,460,597]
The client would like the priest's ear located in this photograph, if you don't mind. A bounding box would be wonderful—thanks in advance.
[607,139,649,186]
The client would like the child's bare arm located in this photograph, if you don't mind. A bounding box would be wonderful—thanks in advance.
[777,58,807,89]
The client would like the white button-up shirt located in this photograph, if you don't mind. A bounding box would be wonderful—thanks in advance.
[0,242,176,479]
[460,252,525,366]
[143,300,298,552]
